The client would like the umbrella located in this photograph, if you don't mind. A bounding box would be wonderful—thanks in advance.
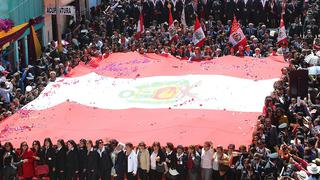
[308,66,320,75]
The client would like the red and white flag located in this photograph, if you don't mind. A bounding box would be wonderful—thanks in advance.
[168,8,178,44]
[192,16,206,47]
[277,17,288,45]
[0,53,287,147]
[229,16,247,48]
[135,9,144,40]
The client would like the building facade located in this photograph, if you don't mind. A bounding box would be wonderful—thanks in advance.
[0,0,45,70]
[0,0,102,70]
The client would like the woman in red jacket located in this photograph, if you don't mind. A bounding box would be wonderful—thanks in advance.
[19,141,35,180]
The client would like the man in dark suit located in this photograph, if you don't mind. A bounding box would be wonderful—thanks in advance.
[114,144,126,180]
[242,0,253,24]
[246,23,257,37]
[86,140,99,180]
[154,0,171,24]
[264,118,278,151]
[97,140,113,180]
[142,0,155,27]
[224,0,236,21]
[234,0,245,22]
[252,0,263,24]
[185,0,203,26]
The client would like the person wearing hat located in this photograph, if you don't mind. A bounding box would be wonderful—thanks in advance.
[306,163,320,179]
[264,153,284,179]
[294,170,308,180]
[253,48,262,58]
[251,153,265,179]
[278,123,289,146]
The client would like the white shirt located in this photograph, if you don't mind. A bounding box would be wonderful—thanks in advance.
[201,148,213,169]
[97,147,105,157]
[212,152,220,171]
[127,150,138,174]
[150,152,157,170]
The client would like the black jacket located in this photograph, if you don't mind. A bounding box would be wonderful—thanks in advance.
[98,147,113,172]
[41,147,56,168]
[78,147,88,171]
[86,149,99,172]
[2,166,18,180]
[166,151,177,170]
[176,153,188,175]
[66,149,79,173]
[55,147,67,172]
[150,150,166,166]
[114,150,126,176]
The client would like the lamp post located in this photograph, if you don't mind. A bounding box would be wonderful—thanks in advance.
[55,0,62,52]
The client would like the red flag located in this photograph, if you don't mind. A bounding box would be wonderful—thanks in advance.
[135,10,144,40]
[192,16,206,47]
[229,16,247,49]
[277,17,288,45]
[168,8,178,44]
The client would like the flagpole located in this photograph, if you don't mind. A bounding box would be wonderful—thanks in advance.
[55,0,62,52]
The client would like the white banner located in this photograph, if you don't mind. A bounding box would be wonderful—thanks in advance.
[26,73,276,112]
[45,6,76,15]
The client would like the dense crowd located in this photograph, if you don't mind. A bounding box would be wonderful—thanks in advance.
[0,0,320,179]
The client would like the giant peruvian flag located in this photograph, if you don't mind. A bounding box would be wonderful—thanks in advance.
[277,17,288,45]
[0,53,287,147]
[229,16,247,48]
[192,16,206,47]
[135,9,144,40]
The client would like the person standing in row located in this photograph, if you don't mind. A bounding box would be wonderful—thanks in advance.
[114,143,126,180]
[97,139,113,180]
[149,142,166,180]
[176,145,188,180]
[165,142,178,180]
[78,139,87,180]
[125,143,137,180]
[187,145,201,180]
[55,139,67,180]
[65,140,79,180]
[201,141,214,180]
[137,141,150,180]
[86,140,99,180]
[18,142,34,180]
[42,138,55,179]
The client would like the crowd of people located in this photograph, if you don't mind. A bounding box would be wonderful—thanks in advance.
[0,0,320,179]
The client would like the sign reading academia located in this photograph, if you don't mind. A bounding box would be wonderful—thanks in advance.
[45,6,75,15]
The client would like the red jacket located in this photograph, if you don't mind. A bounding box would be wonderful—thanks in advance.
[19,150,35,178]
